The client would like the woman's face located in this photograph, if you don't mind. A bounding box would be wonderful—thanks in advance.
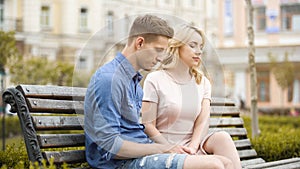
[178,31,203,68]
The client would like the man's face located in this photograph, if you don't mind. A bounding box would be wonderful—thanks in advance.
[136,36,169,71]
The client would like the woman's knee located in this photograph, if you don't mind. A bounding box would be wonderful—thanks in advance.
[204,131,234,153]
[214,131,232,141]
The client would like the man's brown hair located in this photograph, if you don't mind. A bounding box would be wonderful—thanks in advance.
[128,14,174,44]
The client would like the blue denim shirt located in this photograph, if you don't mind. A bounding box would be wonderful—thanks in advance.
[84,52,152,169]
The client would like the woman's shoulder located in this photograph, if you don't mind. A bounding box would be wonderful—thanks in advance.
[201,75,212,86]
[145,70,166,80]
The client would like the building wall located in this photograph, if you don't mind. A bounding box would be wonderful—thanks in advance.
[3,0,213,74]
[218,0,300,112]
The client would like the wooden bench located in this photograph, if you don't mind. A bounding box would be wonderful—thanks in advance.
[2,84,300,168]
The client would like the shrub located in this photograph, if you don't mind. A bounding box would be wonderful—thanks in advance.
[243,115,300,161]
[0,116,21,138]
[0,142,28,168]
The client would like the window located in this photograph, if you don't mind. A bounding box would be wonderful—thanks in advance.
[281,4,300,31]
[40,6,50,28]
[79,7,88,31]
[254,6,266,31]
[106,11,114,35]
[0,0,4,28]
[164,0,170,4]
[78,56,87,69]
[291,73,300,103]
[188,0,195,6]
[257,71,270,102]
[224,0,233,36]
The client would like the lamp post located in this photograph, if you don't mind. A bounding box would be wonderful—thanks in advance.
[0,68,5,151]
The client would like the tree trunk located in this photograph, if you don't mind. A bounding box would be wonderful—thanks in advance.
[280,88,284,116]
[245,0,260,138]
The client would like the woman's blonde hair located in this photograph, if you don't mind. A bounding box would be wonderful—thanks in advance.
[162,24,205,84]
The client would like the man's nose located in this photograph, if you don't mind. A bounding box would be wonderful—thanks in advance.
[156,56,162,62]
[156,53,164,62]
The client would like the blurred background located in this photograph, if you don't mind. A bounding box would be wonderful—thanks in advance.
[0,0,300,114]
[0,1,300,167]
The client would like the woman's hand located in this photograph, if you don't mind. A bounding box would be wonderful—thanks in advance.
[162,144,194,154]
[187,146,198,155]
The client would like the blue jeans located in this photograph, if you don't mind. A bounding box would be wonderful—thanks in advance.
[117,154,187,169]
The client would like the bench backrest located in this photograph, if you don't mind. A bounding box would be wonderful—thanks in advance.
[2,84,265,167]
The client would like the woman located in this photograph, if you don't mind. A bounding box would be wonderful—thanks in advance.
[142,24,241,169]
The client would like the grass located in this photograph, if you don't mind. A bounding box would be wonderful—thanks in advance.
[242,114,300,161]
[0,136,23,149]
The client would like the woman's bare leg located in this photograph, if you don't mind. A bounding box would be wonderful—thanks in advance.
[183,155,233,169]
[203,131,242,169]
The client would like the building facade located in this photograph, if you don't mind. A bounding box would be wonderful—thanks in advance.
[3,0,298,112]
[217,0,300,112]
[0,0,213,71]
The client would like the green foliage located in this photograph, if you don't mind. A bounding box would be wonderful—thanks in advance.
[243,115,300,161]
[8,57,74,86]
[0,116,21,138]
[268,52,295,90]
[0,30,20,72]
[0,143,87,169]
[0,142,28,168]
[72,70,93,87]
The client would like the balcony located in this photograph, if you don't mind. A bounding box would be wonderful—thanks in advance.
[0,18,23,32]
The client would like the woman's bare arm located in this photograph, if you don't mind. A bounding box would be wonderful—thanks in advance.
[188,98,211,153]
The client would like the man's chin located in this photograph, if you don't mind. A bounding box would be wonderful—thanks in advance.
[143,68,152,71]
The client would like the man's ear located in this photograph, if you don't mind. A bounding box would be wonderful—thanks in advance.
[135,37,144,49]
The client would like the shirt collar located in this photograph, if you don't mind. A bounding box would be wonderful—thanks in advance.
[115,52,143,82]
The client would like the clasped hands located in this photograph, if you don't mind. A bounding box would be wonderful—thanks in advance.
[165,144,198,155]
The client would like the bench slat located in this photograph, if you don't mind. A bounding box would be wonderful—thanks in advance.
[210,117,244,127]
[241,158,266,167]
[208,128,247,137]
[33,116,84,130]
[266,161,300,169]
[238,149,258,159]
[234,139,252,149]
[43,150,86,164]
[38,134,85,148]
[210,106,240,116]
[244,157,300,169]
[210,97,235,106]
[27,98,84,113]
[17,85,86,100]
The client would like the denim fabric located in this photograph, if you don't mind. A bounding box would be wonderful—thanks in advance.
[118,154,187,169]
[84,52,152,169]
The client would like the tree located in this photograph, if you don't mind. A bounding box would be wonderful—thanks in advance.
[0,30,21,150]
[0,30,20,73]
[8,57,74,86]
[268,52,295,115]
[245,0,260,138]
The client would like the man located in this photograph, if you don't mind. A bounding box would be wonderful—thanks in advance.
[84,14,233,169]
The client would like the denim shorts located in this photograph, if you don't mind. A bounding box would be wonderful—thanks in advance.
[117,153,187,169]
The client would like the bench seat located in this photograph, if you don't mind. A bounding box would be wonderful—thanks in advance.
[2,84,300,168]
